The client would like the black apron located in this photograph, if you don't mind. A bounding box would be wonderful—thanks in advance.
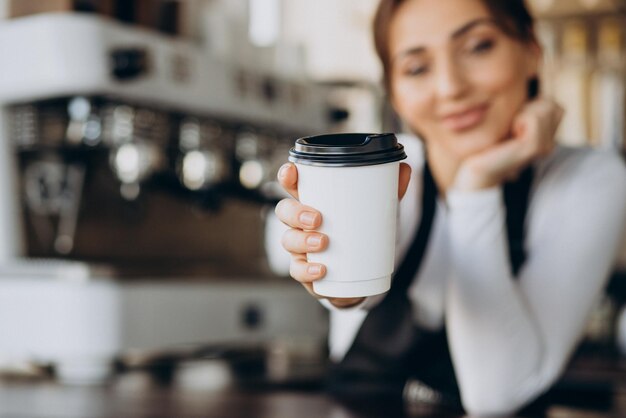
[327,160,535,411]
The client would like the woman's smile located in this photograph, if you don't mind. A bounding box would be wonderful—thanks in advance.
[440,103,489,132]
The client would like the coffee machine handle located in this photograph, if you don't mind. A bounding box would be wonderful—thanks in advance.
[54,165,86,255]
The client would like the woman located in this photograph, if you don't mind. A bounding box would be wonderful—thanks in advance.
[273,0,626,415]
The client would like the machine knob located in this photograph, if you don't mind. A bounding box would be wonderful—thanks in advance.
[328,107,350,123]
[110,48,149,80]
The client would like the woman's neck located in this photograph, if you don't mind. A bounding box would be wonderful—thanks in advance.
[424,141,461,195]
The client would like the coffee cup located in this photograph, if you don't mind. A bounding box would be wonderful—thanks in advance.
[288,133,406,298]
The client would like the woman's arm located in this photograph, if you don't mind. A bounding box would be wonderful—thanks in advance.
[446,150,626,416]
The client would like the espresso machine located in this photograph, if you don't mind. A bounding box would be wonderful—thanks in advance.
[0,13,331,384]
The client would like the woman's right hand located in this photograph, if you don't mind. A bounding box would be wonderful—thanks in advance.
[453,98,563,191]
[275,162,412,309]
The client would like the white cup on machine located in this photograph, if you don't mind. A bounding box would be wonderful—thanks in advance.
[289,133,407,298]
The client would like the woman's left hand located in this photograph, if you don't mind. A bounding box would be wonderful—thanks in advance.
[453,98,564,191]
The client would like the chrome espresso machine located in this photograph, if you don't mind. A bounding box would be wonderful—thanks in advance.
[0,13,330,384]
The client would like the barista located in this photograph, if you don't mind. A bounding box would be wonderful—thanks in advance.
[273,0,626,415]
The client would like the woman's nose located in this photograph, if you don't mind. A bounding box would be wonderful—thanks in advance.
[434,56,468,100]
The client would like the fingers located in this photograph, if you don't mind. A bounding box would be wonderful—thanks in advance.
[398,163,412,200]
[275,198,322,229]
[277,163,299,200]
[274,172,327,287]
[513,97,562,160]
[295,261,364,309]
[289,253,326,284]
[537,98,562,155]
[281,228,328,254]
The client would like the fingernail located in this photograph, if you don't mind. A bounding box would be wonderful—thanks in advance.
[278,164,289,179]
[307,265,322,275]
[306,235,322,248]
[299,211,317,227]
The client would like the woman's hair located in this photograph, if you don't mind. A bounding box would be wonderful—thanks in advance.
[373,0,537,91]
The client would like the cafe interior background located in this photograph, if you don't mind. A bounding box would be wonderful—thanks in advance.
[0,0,624,411]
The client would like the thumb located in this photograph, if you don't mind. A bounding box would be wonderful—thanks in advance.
[398,163,412,200]
[512,112,530,139]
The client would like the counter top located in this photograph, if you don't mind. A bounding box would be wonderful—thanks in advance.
[0,357,625,418]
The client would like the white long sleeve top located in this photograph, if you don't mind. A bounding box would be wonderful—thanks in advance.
[319,135,626,416]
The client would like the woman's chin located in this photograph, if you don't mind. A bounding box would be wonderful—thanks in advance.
[441,128,504,160]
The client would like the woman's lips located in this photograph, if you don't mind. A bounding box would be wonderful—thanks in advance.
[441,104,489,132]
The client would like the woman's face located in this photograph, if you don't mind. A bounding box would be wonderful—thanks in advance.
[389,0,540,160]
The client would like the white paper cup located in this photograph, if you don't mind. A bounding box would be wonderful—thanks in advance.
[289,133,406,298]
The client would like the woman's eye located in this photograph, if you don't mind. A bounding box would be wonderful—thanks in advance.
[404,65,428,77]
[470,39,494,54]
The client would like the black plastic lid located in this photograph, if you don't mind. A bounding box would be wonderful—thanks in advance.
[288,133,406,167]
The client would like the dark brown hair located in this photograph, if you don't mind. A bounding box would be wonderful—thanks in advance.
[373,0,537,91]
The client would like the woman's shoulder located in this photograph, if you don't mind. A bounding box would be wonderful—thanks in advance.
[537,145,625,178]
[534,145,626,198]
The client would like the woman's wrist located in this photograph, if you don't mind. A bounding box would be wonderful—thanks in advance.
[453,162,499,191]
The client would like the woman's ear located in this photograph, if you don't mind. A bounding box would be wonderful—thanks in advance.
[525,38,543,79]
[522,39,542,100]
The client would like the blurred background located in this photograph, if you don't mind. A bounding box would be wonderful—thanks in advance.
[0,0,623,414]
